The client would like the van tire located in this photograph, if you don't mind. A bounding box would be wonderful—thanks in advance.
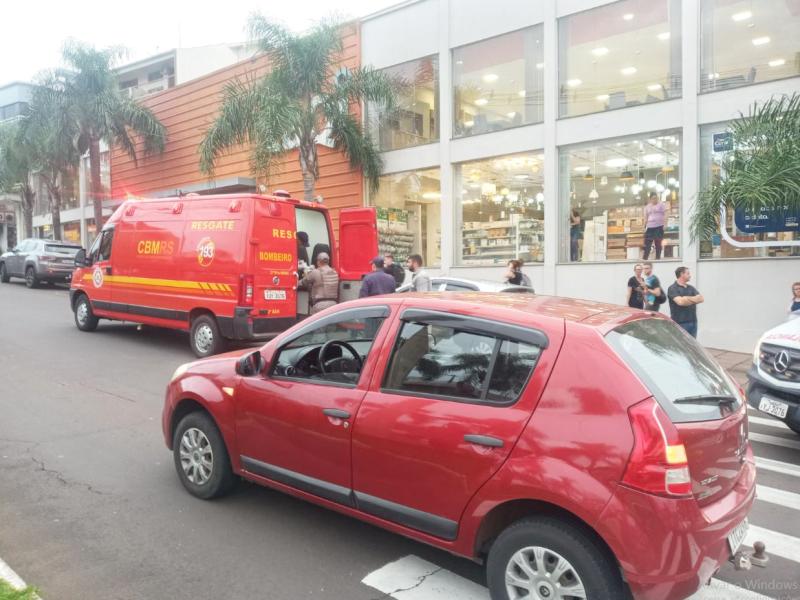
[190,314,224,358]
[25,266,38,288]
[486,516,626,600]
[0,263,9,283]
[172,411,236,500]
[74,295,99,332]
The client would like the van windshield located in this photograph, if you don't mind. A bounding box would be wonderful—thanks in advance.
[606,318,741,423]
[296,208,331,266]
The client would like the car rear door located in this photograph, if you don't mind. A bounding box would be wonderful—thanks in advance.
[350,308,555,540]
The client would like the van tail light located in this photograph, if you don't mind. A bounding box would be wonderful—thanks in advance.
[622,398,692,497]
[240,274,254,306]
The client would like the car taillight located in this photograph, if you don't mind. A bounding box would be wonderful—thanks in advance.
[622,398,692,497]
[40,255,55,262]
[240,274,254,306]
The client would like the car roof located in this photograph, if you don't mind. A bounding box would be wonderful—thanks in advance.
[431,277,533,291]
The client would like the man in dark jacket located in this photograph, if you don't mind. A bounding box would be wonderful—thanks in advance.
[360,257,397,297]
[383,253,405,288]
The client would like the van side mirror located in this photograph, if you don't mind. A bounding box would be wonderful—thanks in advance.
[74,248,90,267]
[236,350,265,377]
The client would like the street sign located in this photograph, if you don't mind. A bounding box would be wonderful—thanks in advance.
[734,205,799,233]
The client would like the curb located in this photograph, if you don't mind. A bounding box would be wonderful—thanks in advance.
[0,557,39,598]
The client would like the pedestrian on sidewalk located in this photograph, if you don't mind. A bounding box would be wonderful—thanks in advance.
[360,257,397,297]
[407,254,432,292]
[668,266,704,338]
[299,252,339,314]
[383,253,406,288]
[790,281,800,314]
[643,191,666,260]
[626,263,645,309]
[642,261,665,312]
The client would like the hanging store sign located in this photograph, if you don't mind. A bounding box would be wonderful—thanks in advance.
[713,132,733,153]
[734,205,799,233]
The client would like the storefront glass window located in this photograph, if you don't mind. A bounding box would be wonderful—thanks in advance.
[369,168,441,267]
[700,0,800,93]
[455,153,545,265]
[558,0,682,118]
[699,123,799,259]
[367,56,439,152]
[560,132,681,262]
[453,27,544,137]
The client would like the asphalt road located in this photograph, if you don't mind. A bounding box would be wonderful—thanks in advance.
[1,280,798,600]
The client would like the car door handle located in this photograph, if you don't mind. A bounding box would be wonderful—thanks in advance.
[464,434,504,448]
[323,408,351,419]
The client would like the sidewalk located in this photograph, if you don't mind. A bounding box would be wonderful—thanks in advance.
[706,347,752,386]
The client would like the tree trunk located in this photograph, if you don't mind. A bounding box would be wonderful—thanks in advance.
[20,186,35,239]
[298,139,317,202]
[88,136,104,240]
[48,181,62,240]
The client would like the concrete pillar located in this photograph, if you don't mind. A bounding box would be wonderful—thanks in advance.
[542,0,559,294]
[437,0,454,272]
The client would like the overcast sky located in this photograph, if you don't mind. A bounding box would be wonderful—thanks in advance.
[1,0,399,84]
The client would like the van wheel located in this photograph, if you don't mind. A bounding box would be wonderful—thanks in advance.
[190,314,224,358]
[486,517,626,600]
[74,295,99,332]
[25,266,39,288]
[0,263,9,283]
[173,411,235,499]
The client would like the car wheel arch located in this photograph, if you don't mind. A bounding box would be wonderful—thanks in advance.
[170,397,227,451]
[72,290,89,311]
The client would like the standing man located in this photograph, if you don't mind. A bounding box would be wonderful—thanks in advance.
[668,266,704,338]
[643,191,666,260]
[642,261,664,312]
[360,257,397,297]
[407,254,432,292]
[299,252,339,314]
[383,253,405,288]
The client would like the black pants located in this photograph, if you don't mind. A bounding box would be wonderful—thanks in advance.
[643,226,664,260]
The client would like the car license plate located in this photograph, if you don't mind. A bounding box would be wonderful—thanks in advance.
[759,396,788,419]
[727,518,749,555]
[264,290,286,301]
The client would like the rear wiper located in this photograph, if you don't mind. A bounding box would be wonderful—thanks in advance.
[674,394,738,405]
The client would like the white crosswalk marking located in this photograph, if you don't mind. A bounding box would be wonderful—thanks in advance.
[748,415,789,430]
[746,524,800,562]
[749,431,800,451]
[755,456,800,477]
[757,485,800,511]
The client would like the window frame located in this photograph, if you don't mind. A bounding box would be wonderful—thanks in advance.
[380,309,547,407]
[268,306,391,389]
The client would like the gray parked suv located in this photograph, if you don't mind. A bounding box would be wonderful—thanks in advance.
[0,238,82,288]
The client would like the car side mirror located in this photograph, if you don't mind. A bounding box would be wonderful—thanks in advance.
[236,350,265,377]
[74,248,90,267]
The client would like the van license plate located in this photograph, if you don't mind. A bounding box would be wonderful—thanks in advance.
[759,396,788,419]
[727,518,748,555]
[264,290,286,300]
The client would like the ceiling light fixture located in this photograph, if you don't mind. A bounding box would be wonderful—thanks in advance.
[421,192,441,200]
[591,47,609,57]
[605,158,629,168]
[506,111,517,118]
[463,120,474,127]
[573,166,591,173]
[768,58,786,67]
[566,78,582,87]
[474,98,489,106]
[536,62,544,70]
[620,66,637,76]
[647,84,662,91]
[583,172,594,181]
[588,188,599,200]
[619,170,635,182]
[623,13,634,21]
[596,94,610,101]
[752,36,771,46]
[657,32,670,41]
[482,73,499,83]
[731,10,752,22]
[518,89,526,97]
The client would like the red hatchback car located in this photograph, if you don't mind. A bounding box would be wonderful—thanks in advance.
[162,293,755,600]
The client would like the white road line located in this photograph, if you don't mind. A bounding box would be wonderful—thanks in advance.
[746,524,800,563]
[755,456,800,478]
[748,415,788,430]
[0,556,28,590]
[749,431,800,451]
[757,485,800,511]
[361,555,772,600]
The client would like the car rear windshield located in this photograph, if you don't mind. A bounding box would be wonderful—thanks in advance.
[45,244,79,255]
[606,318,741,423]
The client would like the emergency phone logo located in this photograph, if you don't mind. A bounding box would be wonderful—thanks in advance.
[197,237,215,267]
[92,267,104,288]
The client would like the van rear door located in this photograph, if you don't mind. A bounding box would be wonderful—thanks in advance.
[252,198,297,320]
[338,207,378,281]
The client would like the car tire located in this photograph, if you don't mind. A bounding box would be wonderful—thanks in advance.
[486,517,626,600]
[172,411,236,500]
[25,266,39,288]
[74,295,99,332]
[0,263,9,283]
[190,314,224,358]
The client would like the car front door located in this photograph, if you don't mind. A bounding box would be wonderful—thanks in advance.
[85,229,115,312]
[235,305,393,505]
[8,239,31,276]
[350,308,556,540]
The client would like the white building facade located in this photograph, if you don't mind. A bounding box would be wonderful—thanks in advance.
[361,0,800,353]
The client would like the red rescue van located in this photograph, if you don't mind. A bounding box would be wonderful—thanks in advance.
[69,193,378,356]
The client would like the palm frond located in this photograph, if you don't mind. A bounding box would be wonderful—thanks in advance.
[118,98,168,156]
[331,66,399,111]
[324,103,383,193]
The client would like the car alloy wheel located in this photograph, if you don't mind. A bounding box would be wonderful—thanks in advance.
[179,427,214,485]
[505,547,586,600]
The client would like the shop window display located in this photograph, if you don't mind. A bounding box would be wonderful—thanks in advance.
[369,168,441,267]
[561,132,681,262]
[699,123,799,259]
[455,153,545,266]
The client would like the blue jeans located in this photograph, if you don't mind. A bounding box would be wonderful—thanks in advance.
[676,320,698,338]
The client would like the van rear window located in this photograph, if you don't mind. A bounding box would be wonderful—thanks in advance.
[606,318,741,423]
[45,245,79,255]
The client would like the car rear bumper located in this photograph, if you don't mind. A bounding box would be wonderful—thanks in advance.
[746,365,800,429]
[38,265,74,281]
[598,456,756,600]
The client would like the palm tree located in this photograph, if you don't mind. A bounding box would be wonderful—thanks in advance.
[200,16,398,201]
[0,122,37,238]
[49,41,167,236]
[692,93,800,241]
